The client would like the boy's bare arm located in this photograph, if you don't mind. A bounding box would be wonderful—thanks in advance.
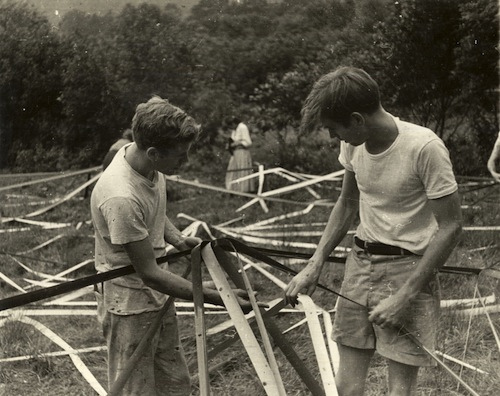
[123,237,222,304]
[285,170,359,306]
[123,237,254,309]
[369,191,463,328]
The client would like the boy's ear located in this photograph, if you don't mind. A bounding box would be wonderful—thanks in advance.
[350,112,365,126]
[146,147,160,161]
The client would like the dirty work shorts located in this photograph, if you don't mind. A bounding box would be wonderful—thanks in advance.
[332,245,440,367]
[95,288,191,395]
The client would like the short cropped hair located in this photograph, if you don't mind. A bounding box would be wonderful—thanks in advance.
[300,66,381,132]
[132,96,201,151]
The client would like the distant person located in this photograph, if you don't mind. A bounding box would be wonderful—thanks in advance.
[284,67,462,396]
[487,131,500,182]
[225,120,256,192]
[91,96,254,395]
[102,129,133,170]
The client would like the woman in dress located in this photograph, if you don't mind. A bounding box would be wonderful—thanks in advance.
[225,121,256,192]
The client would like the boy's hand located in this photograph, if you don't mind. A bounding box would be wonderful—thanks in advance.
[368,293,410,329]
[175,236,203,251]
[284,260,323,307]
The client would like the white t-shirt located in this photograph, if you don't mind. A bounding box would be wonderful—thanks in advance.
[339,117,458,255]
[91,144,169,315]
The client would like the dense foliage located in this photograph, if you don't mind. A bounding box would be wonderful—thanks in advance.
[0,0,497,174]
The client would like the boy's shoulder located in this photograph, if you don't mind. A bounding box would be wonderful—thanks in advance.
[394,117,441,148]
[395,117,436,139]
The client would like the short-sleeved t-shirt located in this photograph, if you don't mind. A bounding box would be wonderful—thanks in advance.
[91,144,169,315]
[338,116,458,255]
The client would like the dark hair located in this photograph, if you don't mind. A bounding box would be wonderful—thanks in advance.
[132,96,201,150]
[301,66,381,132]
[122,128,133,141]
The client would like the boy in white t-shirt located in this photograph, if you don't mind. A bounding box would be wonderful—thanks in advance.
[91,96,253,395]
[285,67,463,395]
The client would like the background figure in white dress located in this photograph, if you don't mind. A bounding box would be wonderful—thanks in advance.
[225,121,256,192]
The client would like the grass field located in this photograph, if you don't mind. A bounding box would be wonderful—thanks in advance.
[0,164,499,396]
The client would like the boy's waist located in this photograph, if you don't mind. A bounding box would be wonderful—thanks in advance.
[354,236,416,256]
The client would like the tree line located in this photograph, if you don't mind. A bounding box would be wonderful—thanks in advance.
[0,0,497,175]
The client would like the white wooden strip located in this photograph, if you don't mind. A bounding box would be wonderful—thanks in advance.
[3,199,55,208]
[257,164,270,213]
[0,227,34,233]
[476,289,500,353]
[463,226,500,231]
[216,216,245,227]
[275,170,321,199]
[434,351,488,374]
[0,309,97,316]
[0,316,107,395]
[33,259,94,288]
[0,346,106,363]
[238,230,325,238]
[16,234,65,255]
[215,226,349,252]
[441,294,496,308]
[298,295,338,395]
[12,217,71,228]
[45,286,94,304]
[453,304,500,316]
[232,222,327,231]
[24,172,102,219]
[44,301,97,307]
[201,244,283,395]
[23,279,61,287]
[249,171,344,199]
[8,255,72,284]
[0,271,27,293]
[233,253,287,395]
[0,166,101,193]
[242,204,315,230]
[322,311,340,375]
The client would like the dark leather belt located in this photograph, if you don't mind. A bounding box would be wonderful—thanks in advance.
[354,236,414,256]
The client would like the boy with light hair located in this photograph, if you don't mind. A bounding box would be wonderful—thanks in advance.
[285,67,462,395]
[91,96,253,395]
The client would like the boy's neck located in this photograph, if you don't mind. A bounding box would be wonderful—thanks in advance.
[364,110,398,155]
[125,143,156,181]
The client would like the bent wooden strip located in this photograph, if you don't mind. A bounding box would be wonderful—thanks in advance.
[322,311,340,375]
[16,234,65,255]
[0,346,106,363]
[163,175,334,207]
[434,351,488,375]
[201,245,283,396]
[476,288,500,353]
[0,271,26,293]
[298,295,338,395]
[191,244,210,395]
[24,173,101,219]
[0,166,101,193]
[0,315,106,395]
[231,249,286,396]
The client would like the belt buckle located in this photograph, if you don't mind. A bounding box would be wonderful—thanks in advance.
[362,239,370,254]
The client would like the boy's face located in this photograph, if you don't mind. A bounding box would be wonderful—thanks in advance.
[321,115,368,146]
[153,142,191,174]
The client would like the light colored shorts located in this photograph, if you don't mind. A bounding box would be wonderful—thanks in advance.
[332,245,440,367]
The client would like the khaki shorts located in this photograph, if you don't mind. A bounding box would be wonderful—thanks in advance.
[332,245,440,367]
